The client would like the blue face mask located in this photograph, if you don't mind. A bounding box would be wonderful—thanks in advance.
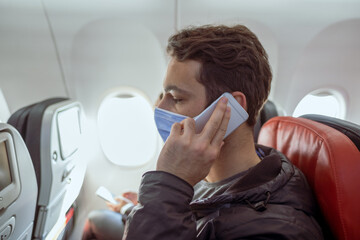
[154,107,188,142]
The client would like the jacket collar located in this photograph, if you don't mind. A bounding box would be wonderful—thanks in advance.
[190,145,289,210]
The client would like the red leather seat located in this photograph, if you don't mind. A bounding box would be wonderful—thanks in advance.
[258,116,360,240]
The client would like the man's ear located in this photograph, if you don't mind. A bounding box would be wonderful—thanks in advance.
[231,91,247,111]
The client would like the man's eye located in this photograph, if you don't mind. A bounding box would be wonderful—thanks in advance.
[173,98,182,103]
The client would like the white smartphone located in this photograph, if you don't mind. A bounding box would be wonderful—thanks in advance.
[96,186,133,205]
[194,92,248,138]
[96,186,118,204]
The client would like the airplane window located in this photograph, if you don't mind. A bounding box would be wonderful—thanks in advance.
[97,92,158,167]
[292,90,346,119]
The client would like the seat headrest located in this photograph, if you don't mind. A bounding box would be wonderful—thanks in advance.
[7,98,68,185]
[258,116,360,240]
[301,114,360,151]
[254,100,279,142]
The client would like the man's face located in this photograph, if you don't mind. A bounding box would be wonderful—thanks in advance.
[157,58,208,118]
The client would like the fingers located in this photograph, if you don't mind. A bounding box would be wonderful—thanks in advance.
[106,202,116,211]
[211,106,231,146]
[168,118,196,142]
[123,192,138,204]
[200,97,228,143]
[114,197,124,202]
[168,122,182,139]
[183,118,196,138]
[122,191,137,197]
[167,97,229,146]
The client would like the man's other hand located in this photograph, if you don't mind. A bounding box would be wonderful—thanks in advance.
[106,191,138,212]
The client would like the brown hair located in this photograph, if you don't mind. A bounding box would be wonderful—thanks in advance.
[167,25,272,126]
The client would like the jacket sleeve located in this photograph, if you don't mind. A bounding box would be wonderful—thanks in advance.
[122,171,197,240]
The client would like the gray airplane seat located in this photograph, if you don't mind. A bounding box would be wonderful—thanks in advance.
[0,123,38,240]
[254,100,279,142]
[300,114,360,151]
[8,98,85,240]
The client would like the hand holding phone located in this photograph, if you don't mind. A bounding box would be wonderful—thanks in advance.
[96,186,117,204]
[96,186,133,205]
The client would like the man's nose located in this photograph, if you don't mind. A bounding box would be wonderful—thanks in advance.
[157,98,166,109]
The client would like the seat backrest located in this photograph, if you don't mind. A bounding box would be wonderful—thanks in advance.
[0,123,38,240]
[8,98,66,185]
[254,100,279,142]
[301,114,360,151]
[7,98,86,239]
[258,116,360,240]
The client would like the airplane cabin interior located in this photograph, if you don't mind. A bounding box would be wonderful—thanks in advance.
[0,0,359,239]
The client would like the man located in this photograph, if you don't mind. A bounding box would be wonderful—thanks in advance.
[123,24,323,239]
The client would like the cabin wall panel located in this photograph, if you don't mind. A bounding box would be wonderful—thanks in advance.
[178,0,360,119]
[0,0,67,113]
[43,0,176,100]
[288,19,360,124]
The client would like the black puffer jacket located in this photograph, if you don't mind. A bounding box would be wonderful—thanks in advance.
[123,145,323,240]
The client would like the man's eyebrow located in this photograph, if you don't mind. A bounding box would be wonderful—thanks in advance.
[164,85,191,95]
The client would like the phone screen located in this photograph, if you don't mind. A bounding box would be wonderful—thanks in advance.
[96,186,117,204]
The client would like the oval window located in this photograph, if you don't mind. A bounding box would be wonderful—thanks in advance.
[292,90,346,119]
[97,90,158,167]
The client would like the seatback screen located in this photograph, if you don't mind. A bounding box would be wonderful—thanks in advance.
[57,107,81,160]
[0,141,12,191]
